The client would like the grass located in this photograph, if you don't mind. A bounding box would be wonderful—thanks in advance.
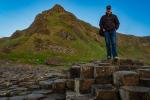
[0,10,149,67]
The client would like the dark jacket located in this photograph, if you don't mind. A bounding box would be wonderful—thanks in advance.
[99,12,120,32]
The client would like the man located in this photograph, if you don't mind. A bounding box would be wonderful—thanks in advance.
[99,5,120,60]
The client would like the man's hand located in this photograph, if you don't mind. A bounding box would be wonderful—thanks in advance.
[103,28,105,32]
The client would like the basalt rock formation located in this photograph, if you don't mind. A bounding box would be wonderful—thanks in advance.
[0,59,149,100]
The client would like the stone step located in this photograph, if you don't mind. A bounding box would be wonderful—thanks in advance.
[137,68,150,78]
[119,59,144,66]
[119,86,150,100]
[52,79,66,93]
[117,65,140,71]
[94,65,116,84]
[70,63,117,80]
[69,65,81,79]
[80,63,95,79]
[74,78,95,94]
[69,63,95,79]
[91,84,119,100]
[113,71,139,87]
[140,78,150,87]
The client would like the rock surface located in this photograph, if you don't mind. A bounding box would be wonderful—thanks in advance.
[0,58,149,100]
[120,86,150,100]
[113,71,139,87]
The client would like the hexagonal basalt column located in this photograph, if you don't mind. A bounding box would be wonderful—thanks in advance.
[69,65,80,79]
[132,60,144,66]
[140,78,150,87]
[137,69,150,78]
[66,79,74,91]
[113,71,139,87]
[91,84,119,100]
[120,86,150,100]
[80,63,95,79]
[75,78,95,94]
[118,65,139,71]
[52,79,66,93]
[94,66,116,84]
[119,59,134,65]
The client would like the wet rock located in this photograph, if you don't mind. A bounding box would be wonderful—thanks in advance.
[94,66,116,84]
[80,63,95,78]
[9,87,28,96]
[32,90,53,95]
[66,79,74,91]
[11,87,28,92]
[119,86,150,100]
[52,79,66,93]
[18,91,31,96]
[69,65,80,79]
[75,78,95,94]
[92,84,119,100]
[137,69,150,78]
[25,93,45,100]
[113,71,139,87]
[43,93,65,100]
[9,96,25,100]
[0,97,8,100]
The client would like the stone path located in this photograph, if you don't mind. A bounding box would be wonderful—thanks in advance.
[0,59,149,100]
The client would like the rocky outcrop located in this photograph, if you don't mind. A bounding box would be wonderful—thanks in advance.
[0,59,150,100]
[66,59,150,100]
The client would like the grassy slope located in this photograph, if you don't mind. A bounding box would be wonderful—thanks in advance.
[0,7,149,66]
[0,12,106,66]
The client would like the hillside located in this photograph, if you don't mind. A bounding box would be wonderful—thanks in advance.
[0,4,149,65]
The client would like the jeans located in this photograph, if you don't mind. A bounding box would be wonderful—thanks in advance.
[104,31,118,58]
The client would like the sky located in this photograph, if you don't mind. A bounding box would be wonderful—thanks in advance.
[0,0,150,37]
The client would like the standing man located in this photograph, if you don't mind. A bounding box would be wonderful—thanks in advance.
[99,5,120,60]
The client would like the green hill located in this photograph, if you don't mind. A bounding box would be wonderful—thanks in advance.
[0,4,149,65]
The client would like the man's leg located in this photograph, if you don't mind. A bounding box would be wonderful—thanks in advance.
[110,31,118,58]
[104,31,112,59]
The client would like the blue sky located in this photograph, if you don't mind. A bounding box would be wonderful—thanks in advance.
[0,0,150,37]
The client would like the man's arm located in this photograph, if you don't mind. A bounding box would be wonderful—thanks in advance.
[114,15,120,30]
[99,16,104,29]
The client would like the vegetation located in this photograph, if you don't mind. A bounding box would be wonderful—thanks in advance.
[0,4,149,66]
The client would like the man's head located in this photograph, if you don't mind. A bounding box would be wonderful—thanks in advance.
[106,5,112,14]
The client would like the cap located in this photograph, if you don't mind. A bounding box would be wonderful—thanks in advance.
[106,5,111,10]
